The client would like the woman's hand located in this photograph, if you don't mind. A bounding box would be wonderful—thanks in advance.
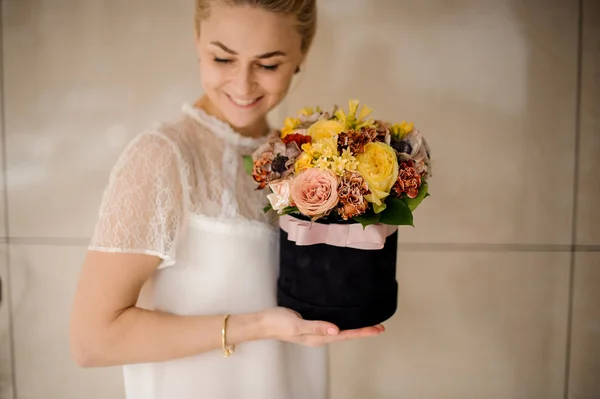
[257,307,384,347]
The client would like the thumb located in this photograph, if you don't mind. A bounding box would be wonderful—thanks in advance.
[301,320,339,336]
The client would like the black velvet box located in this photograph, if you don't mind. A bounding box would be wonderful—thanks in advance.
[276,216,399,331]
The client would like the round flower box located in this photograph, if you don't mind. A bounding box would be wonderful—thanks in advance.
[276,214,399,330]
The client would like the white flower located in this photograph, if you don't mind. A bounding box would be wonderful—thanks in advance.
[267,179,292,212]
[384,131,391,146]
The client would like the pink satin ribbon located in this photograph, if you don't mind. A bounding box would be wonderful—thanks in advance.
[279,215,397,250]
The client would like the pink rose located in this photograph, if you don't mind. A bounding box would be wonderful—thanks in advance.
[290,168,339,217]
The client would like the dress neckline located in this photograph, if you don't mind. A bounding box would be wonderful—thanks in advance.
[182,103,271,150]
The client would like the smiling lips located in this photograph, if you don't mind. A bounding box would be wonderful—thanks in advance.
[227,94,263,108]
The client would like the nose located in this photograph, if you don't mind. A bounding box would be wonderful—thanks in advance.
[231,65,256,96]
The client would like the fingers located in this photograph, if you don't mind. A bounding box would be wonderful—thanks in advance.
[374,324,385,333]
[293,319,339,336]
[301,321,384,337]
[335,326,382,340]
[326,324,385,342]
[298,324,386,347]
[344,324,385,335]
[310,321,340,336]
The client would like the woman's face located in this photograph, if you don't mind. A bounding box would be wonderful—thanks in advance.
[196,4,304,131]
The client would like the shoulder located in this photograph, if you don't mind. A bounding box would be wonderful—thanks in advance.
[113,130,181,176]
[142,105,217,164]
[117,108,201,171]
[112,103,235,180]
[107,120,190,189]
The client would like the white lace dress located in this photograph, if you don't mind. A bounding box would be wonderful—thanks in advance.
[88,104,328,399]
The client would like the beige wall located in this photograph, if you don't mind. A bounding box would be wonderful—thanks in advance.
[0,1,598,398]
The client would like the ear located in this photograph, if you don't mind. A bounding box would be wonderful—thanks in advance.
[295,53,306,75]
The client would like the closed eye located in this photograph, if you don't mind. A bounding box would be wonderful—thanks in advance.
[213,57,279,71]
[213,57,232,64]
[259,64,279,71]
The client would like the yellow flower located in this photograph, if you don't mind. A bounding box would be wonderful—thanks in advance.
[329,150,359,176]
[299,106,322,116]
[299,137,359,176]
[340,148,359,171]
[281,117,301,138]
[311,136,339,158]
[391,121,414,139]
[334,99,375,131]
[301,142,315,157]
[329,158,346,175]
[294,152,314,173]
[307,119,344,142]
[356,142,399,213]
[315,158,331,170]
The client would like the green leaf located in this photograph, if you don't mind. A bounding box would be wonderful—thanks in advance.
[263,204,273,213]
[379,197,414,226]
[269,206,300,222]
[402,183,429,212]
[353,212,381,228]
[281,206,299,215]
[243,155,254,176]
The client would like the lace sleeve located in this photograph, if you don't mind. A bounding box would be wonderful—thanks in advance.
[89,131,185,268]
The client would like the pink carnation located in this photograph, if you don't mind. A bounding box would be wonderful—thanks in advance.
[290,168,339,217]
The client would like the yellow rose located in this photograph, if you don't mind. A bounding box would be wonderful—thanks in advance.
[307,119,344,142]
[356,142,399,213]
[295,152,314,173]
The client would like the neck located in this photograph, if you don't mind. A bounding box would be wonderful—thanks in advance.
[194,96,269,139]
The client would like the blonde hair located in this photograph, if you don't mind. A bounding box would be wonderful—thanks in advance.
[195,0,317,54]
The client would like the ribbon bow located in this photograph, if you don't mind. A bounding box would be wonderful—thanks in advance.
[279,215,397,250]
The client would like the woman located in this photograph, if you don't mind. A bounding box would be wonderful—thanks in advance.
[69,1,384,398]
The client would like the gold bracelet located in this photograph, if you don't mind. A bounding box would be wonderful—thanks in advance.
[221,314,235,357]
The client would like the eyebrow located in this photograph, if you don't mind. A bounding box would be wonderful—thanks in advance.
[210,41,287,59]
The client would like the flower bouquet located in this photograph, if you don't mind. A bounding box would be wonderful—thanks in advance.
[245,100,431,330]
